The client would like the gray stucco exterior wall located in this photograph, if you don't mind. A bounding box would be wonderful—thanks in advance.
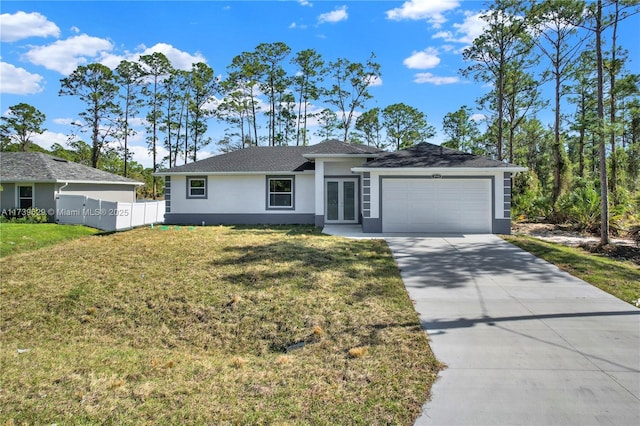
[0,183,16,211]
[0,182,56,221]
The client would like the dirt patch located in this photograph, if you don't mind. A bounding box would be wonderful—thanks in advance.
[578,242,640,265]
[512,222,640,265]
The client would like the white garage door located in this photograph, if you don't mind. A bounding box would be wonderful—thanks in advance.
[382,178,492,233]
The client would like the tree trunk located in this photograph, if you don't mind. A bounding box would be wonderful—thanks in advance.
[552,72,563,206]
[596,0,609,245]
[608,2,620,203]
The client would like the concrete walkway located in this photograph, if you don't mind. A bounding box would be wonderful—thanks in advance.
[384,234,640,426]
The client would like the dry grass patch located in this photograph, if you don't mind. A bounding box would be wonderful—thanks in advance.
[1,225,439,424]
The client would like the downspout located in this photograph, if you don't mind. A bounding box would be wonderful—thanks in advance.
[54,182,69,222]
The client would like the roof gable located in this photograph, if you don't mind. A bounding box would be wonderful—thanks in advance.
[162,139,381,174]
[363,143,522,169]
[0,152,142,184]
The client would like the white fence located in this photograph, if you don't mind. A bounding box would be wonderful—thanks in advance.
[56,194,165,232]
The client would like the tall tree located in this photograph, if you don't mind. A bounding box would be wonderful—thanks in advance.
[255,42,291,146]
[355,107,386,149]
[604,0,639,201]
[291,49,325,146]
[227,51,263,145]
[159,69,188,168]
[59,63,120,168]
[568,49,599,178]
[501,63,546,164]
[325,53,381,143]
[140,52,172,199]
[185,62,217,161]
[114,60,145,177]
[382,103,435,151]
[582,0,639,244]
[0,103,46,152]
[218,77,255,149]
[314,108,340,141]
[529,0,586,205]
[441,105,481,153]
[462,0,532,160]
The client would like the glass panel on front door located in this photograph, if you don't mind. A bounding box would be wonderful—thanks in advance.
[325,179,357,223]
[327,181,339,221]
[343,181,355,221]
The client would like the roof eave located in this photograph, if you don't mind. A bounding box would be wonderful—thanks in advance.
[351,166,528,173]
[303,153,380,159]
[155,170,315,177]
[0,178,143,185]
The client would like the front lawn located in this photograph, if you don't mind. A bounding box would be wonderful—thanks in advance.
[0,223,99,257]
[503,235,640,306]
[0,225,439,424]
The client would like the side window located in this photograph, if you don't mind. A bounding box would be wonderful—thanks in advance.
[187,177,207,199]
[18,185,33,209]
[267,177,294,209]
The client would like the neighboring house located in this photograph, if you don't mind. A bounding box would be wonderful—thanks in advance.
[158,139,526,234]
[0,152,142,220]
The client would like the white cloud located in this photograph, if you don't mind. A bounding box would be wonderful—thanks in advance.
[137,43,207,70]
[318,6,348,24]
[298,0,313,6]
[0,61,44,94]
[471,113,486,122]
[386,0,460,28]
[433,12,485,44]
[413,73,459,85]
[128,145,160,168]
[432,30,453,39]
[453,12,485,43]
[70,26,80,34]
[32,130,75,151]
[369,75,383,87]
[0,11,60,42]
[53,118,74,125]
[403,47,440,69]
[23,34,114,75]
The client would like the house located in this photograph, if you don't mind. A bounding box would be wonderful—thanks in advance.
[158,140,526,234]
[0,152,142,220]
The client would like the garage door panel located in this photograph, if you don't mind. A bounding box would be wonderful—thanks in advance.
[382,178,492,233]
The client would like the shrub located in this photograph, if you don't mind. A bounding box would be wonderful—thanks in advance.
[556,180,601,232]
[1,207,49,223]
[512,172,552,220]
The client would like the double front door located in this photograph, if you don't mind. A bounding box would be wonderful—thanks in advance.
[325,178,358,224]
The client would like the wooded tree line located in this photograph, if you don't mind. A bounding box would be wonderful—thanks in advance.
[1,0,638,241]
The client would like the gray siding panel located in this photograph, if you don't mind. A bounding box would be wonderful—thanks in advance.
[362,217,382,233]
[493,218,511,234]
[35,183,56,217]
[0,183,15,211]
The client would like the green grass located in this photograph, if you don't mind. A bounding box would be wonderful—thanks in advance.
[0,223,99,257]
[503,235,640,305]
[0,225,439,424]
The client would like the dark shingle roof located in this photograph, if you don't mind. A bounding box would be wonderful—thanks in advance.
[363,143,521,168]
[162,139,381,174]
[0,152,142,184]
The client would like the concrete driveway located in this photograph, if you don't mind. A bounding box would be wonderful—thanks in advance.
[385,234,640,426]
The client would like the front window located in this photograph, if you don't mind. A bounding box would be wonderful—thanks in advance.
[268,177,293,209]
[187,177,207,198]
[18,185,33,209]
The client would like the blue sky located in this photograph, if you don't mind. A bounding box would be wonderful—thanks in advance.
[1,0,639,168]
